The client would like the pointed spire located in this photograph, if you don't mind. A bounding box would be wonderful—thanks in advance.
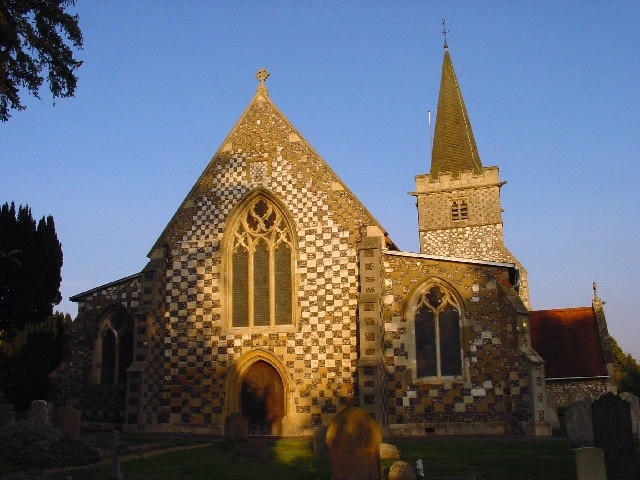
[430,44,482,177]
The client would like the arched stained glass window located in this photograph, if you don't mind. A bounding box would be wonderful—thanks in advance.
[414,284,462,378]
[230,196,294,328]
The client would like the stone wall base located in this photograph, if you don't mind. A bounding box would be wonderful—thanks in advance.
[385,421,506,437]
[519,422,552,436]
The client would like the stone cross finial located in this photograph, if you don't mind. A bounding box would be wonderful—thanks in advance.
[256,67,270,85]
[255,67,270,96]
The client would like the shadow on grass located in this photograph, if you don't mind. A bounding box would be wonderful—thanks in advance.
[87,438,575,480]
[93,439,330,480]
[31,437,578,480]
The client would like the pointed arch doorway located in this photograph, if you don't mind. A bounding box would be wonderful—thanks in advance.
[240,360,284,435]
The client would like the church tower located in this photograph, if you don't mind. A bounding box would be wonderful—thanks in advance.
[413,41,530,307]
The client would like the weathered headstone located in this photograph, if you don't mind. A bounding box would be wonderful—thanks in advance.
[313,425,329,455]
[592,393,634,468]
[575,447,607,480]
[566,400,594,448]
[224,412,249,440]
[619,392,640,436]
[545,401,561,430]
[27,399,49,424]
[0,390,15,426]
[51,405,81,438]
[388,461,416,480]
[379,442,401,460]
[326,407,382,480]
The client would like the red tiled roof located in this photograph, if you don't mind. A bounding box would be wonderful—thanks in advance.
[529,307,609,379]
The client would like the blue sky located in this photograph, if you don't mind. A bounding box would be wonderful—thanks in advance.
[2,1,639,359]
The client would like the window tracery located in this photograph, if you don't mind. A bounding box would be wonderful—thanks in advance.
[95,309,133,385]
[230,196,294,327]
[413,283,462,378]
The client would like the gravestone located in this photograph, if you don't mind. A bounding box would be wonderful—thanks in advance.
[388,460,416,480]
[379,442,401,460]
[0,390,15,426]
[313,426,329,455]
[224,412,249,440]
[27,399,49,424]
[545,401,561,430]
[575,447,606,480]
[619,392,639,435]
[592,393,635,471]
[326,406,382,480]
[566,400,594,448]
[52,405,81,438]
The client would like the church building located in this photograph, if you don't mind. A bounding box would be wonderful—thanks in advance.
[50,44,613,437]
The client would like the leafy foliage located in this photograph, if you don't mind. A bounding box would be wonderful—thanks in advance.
[0,0,83,121]
[611,336,640,397]
[0,420,99,469]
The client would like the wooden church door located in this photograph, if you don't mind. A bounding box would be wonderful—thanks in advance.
[240,360,284,435]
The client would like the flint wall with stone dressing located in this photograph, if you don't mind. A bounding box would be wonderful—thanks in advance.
[379,251,531,434]
[56,75,547,436]
[50,275,142,424]
[414,168,530,308]
[546,379,613,409]
[138,94,379,434]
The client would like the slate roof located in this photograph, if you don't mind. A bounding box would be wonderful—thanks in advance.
[529,307,609,379]
[430,47,483,177]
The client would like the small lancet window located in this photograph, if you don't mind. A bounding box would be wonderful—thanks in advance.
[96,310,133,385]
[230,196,294,328]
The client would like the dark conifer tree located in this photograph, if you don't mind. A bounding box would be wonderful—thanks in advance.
[0,202,63,331]
[0,202,65,410]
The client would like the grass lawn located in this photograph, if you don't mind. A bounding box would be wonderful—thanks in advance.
[81,437,577,480]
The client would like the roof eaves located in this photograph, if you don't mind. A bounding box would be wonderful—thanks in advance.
[69,272,142,302]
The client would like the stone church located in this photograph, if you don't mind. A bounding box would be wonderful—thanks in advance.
[50,44,614,437]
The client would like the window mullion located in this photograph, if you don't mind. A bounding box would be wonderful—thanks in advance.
[248,240,255,327]
[114,334,119,385]
[269,239,275,326]
[435,314,441,378]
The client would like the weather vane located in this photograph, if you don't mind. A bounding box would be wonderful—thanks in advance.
[441,18,449,49]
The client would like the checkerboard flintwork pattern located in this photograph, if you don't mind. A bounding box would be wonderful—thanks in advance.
[379,253,533,431]
[55,72,548,436]
[138,84,379,432]
[50,275,141,423]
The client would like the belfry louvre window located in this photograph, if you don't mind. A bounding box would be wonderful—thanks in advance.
[451,200,468,221]
[414,284,462,378]
[231,196,293,327]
